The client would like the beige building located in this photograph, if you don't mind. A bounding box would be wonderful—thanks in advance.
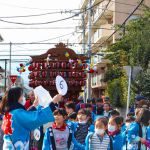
[78,0,150,98]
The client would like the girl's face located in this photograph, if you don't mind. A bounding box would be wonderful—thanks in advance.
[95,120,107,135]
[108,119,119,132]
[103,104,110,111]
[77,113,87,122]
[95,120,106,130]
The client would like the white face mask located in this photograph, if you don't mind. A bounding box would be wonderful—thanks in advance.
[126,123,130,129]
[108,125,116,132]
[79,120,87,124]
[19,96,26,106]
[95,128,105,135]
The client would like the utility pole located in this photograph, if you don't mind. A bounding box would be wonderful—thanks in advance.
[87,0,92,99]
[81,13,87,102]
[82,13,86,54]
[9,42,12,75]
[126,66,132,117]
[4,59,7,91]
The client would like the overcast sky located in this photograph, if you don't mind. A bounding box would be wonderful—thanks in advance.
[0,0,82,85]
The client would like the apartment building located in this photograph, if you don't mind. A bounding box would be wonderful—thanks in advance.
[78,0,150,97]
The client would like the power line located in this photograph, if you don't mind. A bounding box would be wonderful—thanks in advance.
[0,1,139,12]
[0,0,108,25]
[0,42,118,45]
[0,3,141,19]
[0,26,115,30]
[0,11,75,19]
[31,32,75,43]
[91,0,145,54]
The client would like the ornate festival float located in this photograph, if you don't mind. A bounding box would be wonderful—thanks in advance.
[28,43,88,99]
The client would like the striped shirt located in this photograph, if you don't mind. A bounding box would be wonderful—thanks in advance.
[89,133,110,150]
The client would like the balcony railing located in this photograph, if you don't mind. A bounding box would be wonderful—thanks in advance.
[91,73,106,88]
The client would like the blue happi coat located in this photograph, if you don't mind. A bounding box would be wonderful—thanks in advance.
[2,103,54,150]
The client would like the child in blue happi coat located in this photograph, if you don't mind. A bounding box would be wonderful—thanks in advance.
[127,108,150,150]
[108,116,124,150]
[42,108,84,150]
[85,117,112,150]
[72,108,93,150]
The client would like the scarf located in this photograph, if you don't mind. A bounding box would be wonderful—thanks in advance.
[108,129,120,136]
[52,123,67,131]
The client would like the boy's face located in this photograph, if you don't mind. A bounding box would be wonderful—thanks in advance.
[54,114,65,124]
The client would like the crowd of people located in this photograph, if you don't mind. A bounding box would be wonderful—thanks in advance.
[0,87,149,150]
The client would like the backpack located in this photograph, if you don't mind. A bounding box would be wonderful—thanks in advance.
[49,126,72,150]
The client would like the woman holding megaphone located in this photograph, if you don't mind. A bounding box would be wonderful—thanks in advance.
[0,87,62,150]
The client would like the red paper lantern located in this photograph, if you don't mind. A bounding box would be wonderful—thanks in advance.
[52,62,56,68]
[28,65,33,71]
[36,62,40,68]
[75,81,78,86]
[67,63,72,69]
[79,81,82,86]
[42,71,46,78]
[75,72,79,77]
[46,81,49,86]
[68,72,72,78]
[53,72,57,77]
[71,80,74,85]
[42,62,47,69]
[33,72,38,77]
[61,62,66,69]
[72,72,76,77]
[32,63,36,68]
[56,62,60,68]
[74,62,79,69]
[34,80,38,86]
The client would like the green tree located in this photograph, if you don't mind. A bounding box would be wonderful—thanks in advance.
[104,6,150,106]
